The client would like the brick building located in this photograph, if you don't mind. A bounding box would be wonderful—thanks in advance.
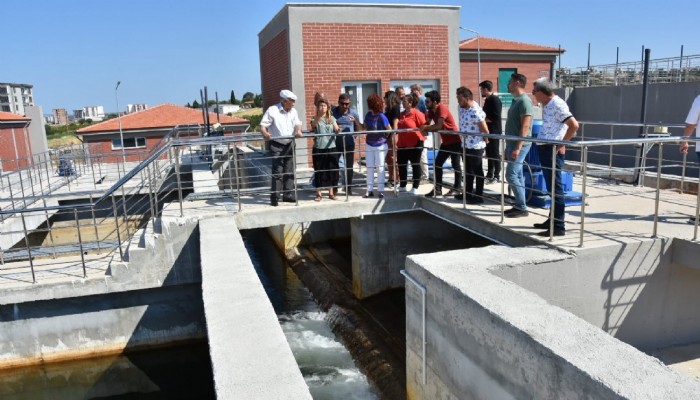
[0,111,32,172]
[460,36,563,97]
[77,104,249,163]
[259,3,461,122]
[259,3,461,165]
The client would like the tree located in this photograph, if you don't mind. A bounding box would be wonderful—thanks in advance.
[242,92,254,103]
[192,100,200,108]
[185,102,191,108]
[230,90,237,105]
[253,94,263,108]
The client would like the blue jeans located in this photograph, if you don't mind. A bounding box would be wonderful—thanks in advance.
[538,145,565,231]
[505,142,532,210]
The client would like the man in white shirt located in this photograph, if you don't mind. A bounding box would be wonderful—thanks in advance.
[531,78,579,237]
[680,94,700,224]
[260,90,303,206]
[455,86,489,204]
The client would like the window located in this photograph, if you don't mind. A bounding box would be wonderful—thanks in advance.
[1,105,10,112]
[390,80,438,95]
[112,137,146,150]
[340,81,380,121]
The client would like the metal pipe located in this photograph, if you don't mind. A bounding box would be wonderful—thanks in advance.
[20,214,36,284]
[112,195,124,261]
[680,152,687,194]
[500,145,506,224]
[579,147,589,247]
[652,142,663,237]
[343,142,349,201]
[694,179,699,241]
[292,139,298,205]
[42,198,56,258]
[232,143,242,212]
[174,146,184,217]
[74,208,87,278]
[400,269,426,386]
[18,169,27,208]
[89,194,101,255]
[146,164,156,219]
[679,45,684,83]
[461,143,466,208]
[548,145,557,241]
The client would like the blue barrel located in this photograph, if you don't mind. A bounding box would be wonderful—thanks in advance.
[532,119,543,137]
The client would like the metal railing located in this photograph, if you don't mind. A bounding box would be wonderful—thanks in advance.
[1,122,698,284]
[558,54,700,87]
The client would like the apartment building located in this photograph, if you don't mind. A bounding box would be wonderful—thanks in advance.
[0,82,34,115]
[52,108,68,125]
[126,103,148,114]
[74,105,105,121]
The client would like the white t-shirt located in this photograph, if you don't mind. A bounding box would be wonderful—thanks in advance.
[539,96,573,141]
[260,103,302,144]
[685,95,700,152]
[459,103,487,150]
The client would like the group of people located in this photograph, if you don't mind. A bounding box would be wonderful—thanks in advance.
[260,74,583,237]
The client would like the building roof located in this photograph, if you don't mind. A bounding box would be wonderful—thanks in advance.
[460,37,563,53]
[77,103,249,134]
[0,111,31,122]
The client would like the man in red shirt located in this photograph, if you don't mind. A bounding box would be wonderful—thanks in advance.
[420,90,462,197]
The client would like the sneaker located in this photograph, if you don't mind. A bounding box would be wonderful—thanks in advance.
[504,207,529,218]
[409,188,417,195]
[378,192,384,199]
[425,189,442,198]
[467,196,484,204]
[536,229,565,237]
[445,189,460,196]
[399,186,408,193]
[533,220,551,229]
[362,192,374,198]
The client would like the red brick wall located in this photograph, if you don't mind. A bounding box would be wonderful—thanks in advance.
[302,23,451,122]
[260,30,291,110]
[0,126,31,171]
[461,59,552,96]
[301,23,451,167]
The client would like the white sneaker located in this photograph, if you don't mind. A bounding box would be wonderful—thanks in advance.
[398,186,407,193]
[409,188,417,195]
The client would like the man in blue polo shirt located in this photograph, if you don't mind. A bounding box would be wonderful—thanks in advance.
[333,93,361,194]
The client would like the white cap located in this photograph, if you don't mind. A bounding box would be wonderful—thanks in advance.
[280,90,297,101]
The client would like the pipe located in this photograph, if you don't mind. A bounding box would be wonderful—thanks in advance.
[400,269,426,386]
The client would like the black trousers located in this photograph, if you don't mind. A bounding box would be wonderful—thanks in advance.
[269,140,295,199]
[485,136,502,179]
[463,148,485,196]
[337,142,355,188]
[398,141,424,188]
[434,142,462,190]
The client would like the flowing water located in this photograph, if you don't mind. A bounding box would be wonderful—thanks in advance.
[242,229,379,399]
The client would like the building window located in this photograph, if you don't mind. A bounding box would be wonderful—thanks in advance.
[1,105,10,112]
[112,137,146,150]
[340,81,380,121]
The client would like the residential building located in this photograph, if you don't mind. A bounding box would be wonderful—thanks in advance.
[76,103,250,163]
[459,37,563,103]
[126,103,148,114]
[52,108,68,125]
[0,111,33,172]
[83,105,105,121]
[0,82,34,115]
[213,104,240,115]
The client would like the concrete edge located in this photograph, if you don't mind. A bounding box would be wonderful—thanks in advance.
[407,245,700,399]
[199,217,311,400]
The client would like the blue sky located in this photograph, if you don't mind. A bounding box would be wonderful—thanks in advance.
[4,0,697,113]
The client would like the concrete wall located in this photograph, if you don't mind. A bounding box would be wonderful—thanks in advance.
[565,82,700,173]
[24,105,48,159]
[492,238,700,351]
[200,217,311,400]
[267,218,350,251]
[0,284,205,368]
[351,211,494,299]
[404,246,700,399]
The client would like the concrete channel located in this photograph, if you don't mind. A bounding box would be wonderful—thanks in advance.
[1,153,700,398]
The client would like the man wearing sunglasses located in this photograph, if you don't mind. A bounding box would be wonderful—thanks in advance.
[332,93,361,194]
